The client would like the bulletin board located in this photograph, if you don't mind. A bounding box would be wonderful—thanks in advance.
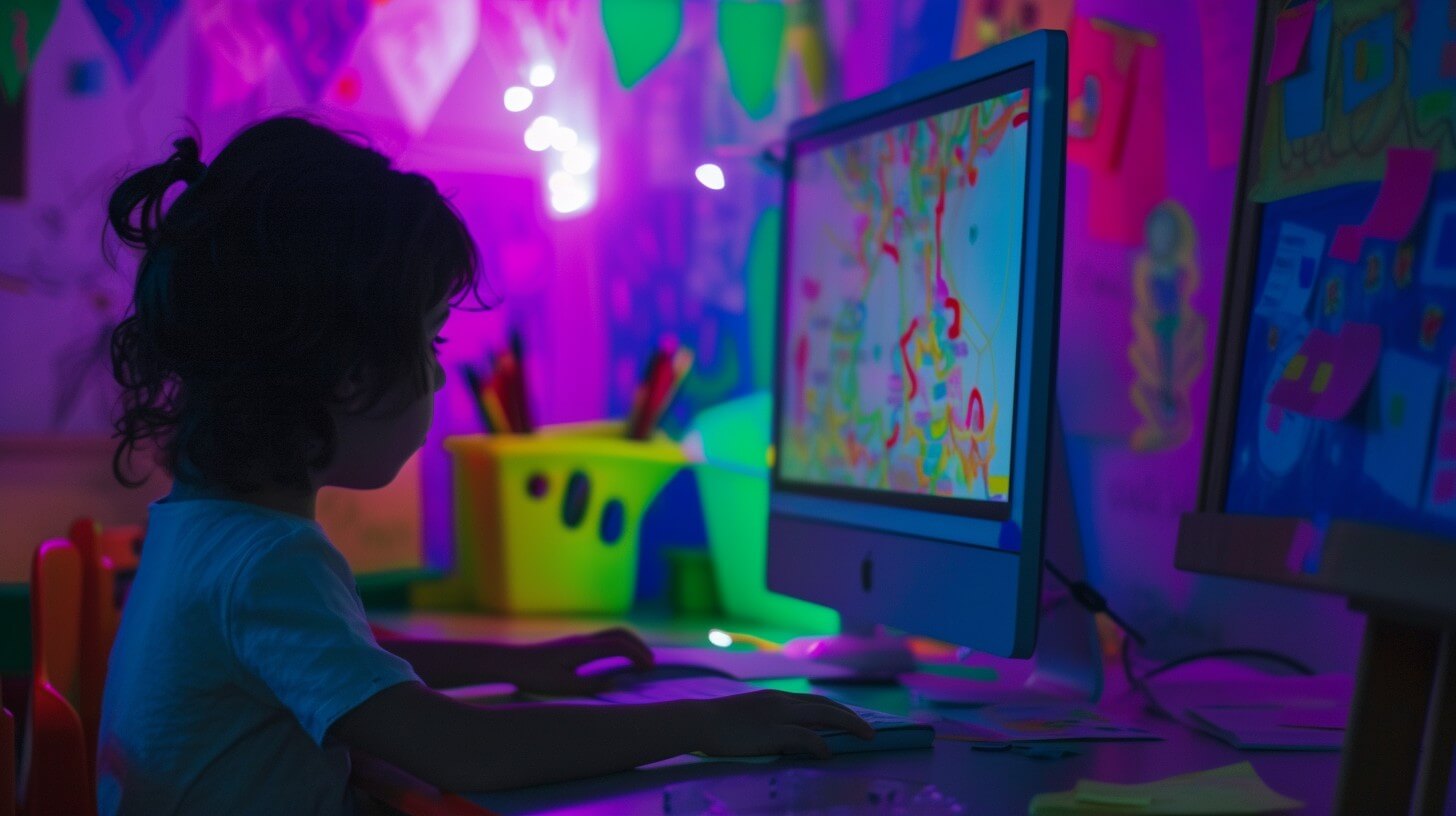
[1204,0,1456,542]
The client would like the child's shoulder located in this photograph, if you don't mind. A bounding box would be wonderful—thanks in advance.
[146,498,337,575]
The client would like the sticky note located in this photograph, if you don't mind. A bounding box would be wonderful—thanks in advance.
[1419,200,1456,288]
[1283,0,1331,140]
[1255,222,1325,320]
[1329,148,1437,263]
[1266,322,1382,420]
[1365,351,1441,508]
[1029,762,1304,815]
[1266,2,1315,84]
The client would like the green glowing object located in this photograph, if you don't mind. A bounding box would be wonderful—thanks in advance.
[601,0,684,89]
[746,207,782,391]
[719,0,787,119]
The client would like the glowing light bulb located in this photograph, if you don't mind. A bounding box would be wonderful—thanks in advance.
[547,170,572,193]
[708,629,733,648]
[524,128,551,152]
[695,162,726,190]
[562,144,596,174]
[549,126,578,152]
[503,86,533,112]
[529,63,556,87]
[550,187,590,214]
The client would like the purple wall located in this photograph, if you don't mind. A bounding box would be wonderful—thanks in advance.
[0,0,1363,670]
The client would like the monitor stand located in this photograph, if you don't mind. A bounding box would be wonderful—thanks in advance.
[785,408,1104,701]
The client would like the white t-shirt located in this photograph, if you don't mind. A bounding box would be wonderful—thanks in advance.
[97,497,420,815]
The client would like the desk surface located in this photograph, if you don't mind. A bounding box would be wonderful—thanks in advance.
[371,612,1342,814]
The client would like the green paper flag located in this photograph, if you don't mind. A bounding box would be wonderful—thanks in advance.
[601,0,683,89]
[1,0,61,102]
[719,0,786,120]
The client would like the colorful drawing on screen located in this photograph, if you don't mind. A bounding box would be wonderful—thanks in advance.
[780,87,1030,502]
[1129,202,1206,453]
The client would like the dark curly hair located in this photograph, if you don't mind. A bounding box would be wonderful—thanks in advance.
[108,116,485,493]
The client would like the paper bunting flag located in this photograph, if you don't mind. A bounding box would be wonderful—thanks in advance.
[190,0,277,108]
[258,0,369,102]
[719,0,786,119]
[83,0,183,84]
[601,0,682,89]
[369,0,478,135]
[1,0,60,102]
[785,1,833,105]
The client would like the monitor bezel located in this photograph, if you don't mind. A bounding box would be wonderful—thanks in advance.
[766,30,1067,658]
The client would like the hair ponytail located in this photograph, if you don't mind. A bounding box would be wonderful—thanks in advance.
[107,136,207,250]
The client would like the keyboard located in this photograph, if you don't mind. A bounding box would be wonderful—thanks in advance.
[595,674,934,755]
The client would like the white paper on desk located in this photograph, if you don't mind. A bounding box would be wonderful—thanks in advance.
[1254,222,1325,321]
[1185,705,1344,751]
[936,703,1160,742]
[649,646,858,680]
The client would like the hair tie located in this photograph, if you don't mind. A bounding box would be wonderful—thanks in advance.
[171,137,207,185]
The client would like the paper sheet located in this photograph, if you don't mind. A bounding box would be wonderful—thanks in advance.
[1029,762,1304,815]
[258,0,370,102]
[1087,29,1164,245]
[1067,17,1143,172]
[1425,349,1456,519]
[1282,0,1331,141]
[1266,2,1315,84]
[1340,13,1395,113]
[82,0,182,83]
[1255,223,1325,320]
[1420,199,1456,288]
[1330,148,1437,262]
[1266,322,1382,420]
[1364,351,1442,508]
[1411,0,1456,108]
[935,703,1159,742]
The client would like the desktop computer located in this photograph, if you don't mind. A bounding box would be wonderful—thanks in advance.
[1175,3,1456,812]
[766,31,1068,662]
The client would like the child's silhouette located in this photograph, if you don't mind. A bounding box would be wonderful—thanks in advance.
[97,117,869,814]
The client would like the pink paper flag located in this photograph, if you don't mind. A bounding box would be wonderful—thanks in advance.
[369,0,479,135]
[190,0,277,108]
[1266,322,1382,420]
[1328,148,1437,262]
[258,0,370,102]
[1266,2,1316,84]
[1087,30,1164,245]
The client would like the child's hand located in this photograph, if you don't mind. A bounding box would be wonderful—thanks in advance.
[508,627,655,695]
[694,690,874,759]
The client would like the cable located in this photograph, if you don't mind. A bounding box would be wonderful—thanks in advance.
[1043,558,1146,645]
[1142,648,1315,680]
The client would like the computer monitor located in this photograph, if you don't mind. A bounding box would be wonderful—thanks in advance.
[766,31,1068,659]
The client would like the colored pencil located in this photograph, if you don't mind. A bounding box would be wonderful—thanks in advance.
[461,365,496,433]
[510,330,534,433]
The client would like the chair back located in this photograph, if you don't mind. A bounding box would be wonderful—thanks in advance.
[20,538,95,816]
[68,518,142,757]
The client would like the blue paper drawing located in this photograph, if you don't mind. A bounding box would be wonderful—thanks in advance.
[1363,351,1442,508]
[1420,199,1456,288]
[1411,0,1456,106]
[1341,14,1395,114]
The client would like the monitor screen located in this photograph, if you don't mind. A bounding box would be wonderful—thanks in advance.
[776,67,1033,520]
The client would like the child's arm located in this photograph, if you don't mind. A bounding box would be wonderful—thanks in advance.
[375,627,653,693]
[332,681,872,792]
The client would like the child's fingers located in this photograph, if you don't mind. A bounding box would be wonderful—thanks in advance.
[770,726,832,759]
[584,629,654,669]
[788,702,874,740]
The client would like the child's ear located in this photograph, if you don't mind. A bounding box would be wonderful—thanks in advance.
[334,363,374,407]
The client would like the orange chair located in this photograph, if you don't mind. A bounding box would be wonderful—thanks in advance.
[67,518,141,760]
[19,538,94,816]
[2,682,15,816]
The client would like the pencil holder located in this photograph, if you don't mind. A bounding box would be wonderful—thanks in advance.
[441,422,684,615]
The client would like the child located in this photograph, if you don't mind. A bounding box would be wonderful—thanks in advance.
[97,116,870,814]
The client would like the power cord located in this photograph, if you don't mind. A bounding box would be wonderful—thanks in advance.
[1043,559,1315,714]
